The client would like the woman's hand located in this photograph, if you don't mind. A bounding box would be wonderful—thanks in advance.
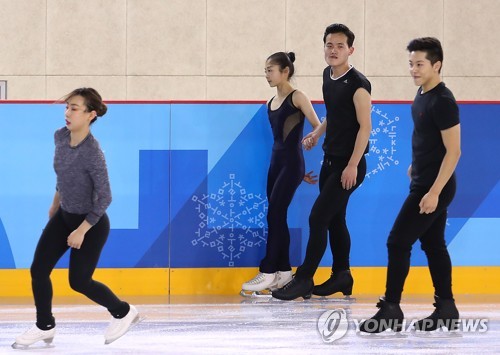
[302,132,318,150]
[303,171,318,184]
[67,229,86,249]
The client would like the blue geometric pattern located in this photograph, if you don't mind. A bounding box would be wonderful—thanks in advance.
[0,219,14,267]
[0,102,498,268]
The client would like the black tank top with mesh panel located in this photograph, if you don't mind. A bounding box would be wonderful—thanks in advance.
[268,90,305,157]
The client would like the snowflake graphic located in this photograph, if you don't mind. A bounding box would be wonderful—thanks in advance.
[366,105,400,179]
[190,173,268,266]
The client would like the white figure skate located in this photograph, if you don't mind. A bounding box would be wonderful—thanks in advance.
[274,271,292,290]
[240,272,278,297]
[104,305,142,345]
[12,325,55,349]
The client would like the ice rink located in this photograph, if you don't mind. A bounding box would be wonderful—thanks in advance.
[1,294,498,354]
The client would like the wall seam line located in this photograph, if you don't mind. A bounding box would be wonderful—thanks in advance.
[364,0,367,74]
[285,0,288,51]
[205,0,208,99]
[125,0,128,99]
[45,0,48,99]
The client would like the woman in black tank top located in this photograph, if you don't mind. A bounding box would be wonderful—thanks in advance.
[241,52,321,296]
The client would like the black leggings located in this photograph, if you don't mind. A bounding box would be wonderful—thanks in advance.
[385,176,456,303]
[296,155,366,279]
[259,151,304,273]
[30,208,128,329]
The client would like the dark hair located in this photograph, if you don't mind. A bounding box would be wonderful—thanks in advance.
[407,37,444,73]
[64,87,107,124]
[323,23,355,47]
[266,52,296,79]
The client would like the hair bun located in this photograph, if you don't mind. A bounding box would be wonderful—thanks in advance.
[97,103,108,117]
[287,52,296,63]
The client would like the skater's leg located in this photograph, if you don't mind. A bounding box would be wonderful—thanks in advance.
[328,157,366,273]
[420,210,453,299]
[65,214,140,344]
[15,209,71,347]
[294,167,343,279]
[328,207,350,272]
[244,161,302,294]
[273,157,364,301]
[255,159,280,279]
[65,211,139,343]
[385,178,456,303]
[415,180,458,331]
[30,208,72,330]
[68,213,129,316]
[240,162,281,293]
[384,191,424,303]
[312,158,366,296]
[311,209,354,297]
[385,191,440,303]
[296,156,364,279]
[260,166,302,274]
[361,179,457,333]
[419,178,456,300]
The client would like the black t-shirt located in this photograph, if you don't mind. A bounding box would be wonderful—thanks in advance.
[411,82,460,188]
[322,66,371,158]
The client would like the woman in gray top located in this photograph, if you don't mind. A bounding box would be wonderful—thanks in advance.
[13,88,140,349]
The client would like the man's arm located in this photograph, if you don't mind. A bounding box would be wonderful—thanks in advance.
[341,87,372,189]
[419,124,461,214]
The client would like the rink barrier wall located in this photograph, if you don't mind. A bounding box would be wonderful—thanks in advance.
[1,101,499,298]
[1,266,499,297]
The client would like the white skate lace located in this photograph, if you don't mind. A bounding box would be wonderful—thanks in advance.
[247,273,267,284]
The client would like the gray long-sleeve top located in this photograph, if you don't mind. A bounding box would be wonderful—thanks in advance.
[53,127,112,225]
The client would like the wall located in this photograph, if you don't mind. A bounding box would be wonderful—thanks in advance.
[1,0,500,101]
[1,101,499,295]
[1,0,499,296]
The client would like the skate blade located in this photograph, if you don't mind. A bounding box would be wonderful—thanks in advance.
[240,297,273,304]
[411,329,462,338]
[104,315,146,345]
[12,339,55,350]
[357,330,408,339]
[240,290,273,298]
[310,295,356,303]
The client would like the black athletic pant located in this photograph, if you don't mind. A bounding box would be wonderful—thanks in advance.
[296,155,366,279]
[30,208,128,330]
[385,176,456,303]
[259,150,304,273]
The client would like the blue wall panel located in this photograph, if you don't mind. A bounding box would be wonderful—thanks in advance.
[0,102,498,269]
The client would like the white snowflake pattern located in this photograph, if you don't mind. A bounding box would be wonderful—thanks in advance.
[366,106,400,179]
[191,173,268,266]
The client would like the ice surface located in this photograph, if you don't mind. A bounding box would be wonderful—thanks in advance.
[1,295,498,354]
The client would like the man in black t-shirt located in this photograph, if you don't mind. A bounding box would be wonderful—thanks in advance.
[273,23,372,301]
[360,37,461,333]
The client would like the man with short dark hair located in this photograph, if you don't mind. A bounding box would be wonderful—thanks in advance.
[360,37,461,333]
[273,23,372,301]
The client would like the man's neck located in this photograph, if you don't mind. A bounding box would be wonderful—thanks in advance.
[421,76,442,93]
[331,63,352,79]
